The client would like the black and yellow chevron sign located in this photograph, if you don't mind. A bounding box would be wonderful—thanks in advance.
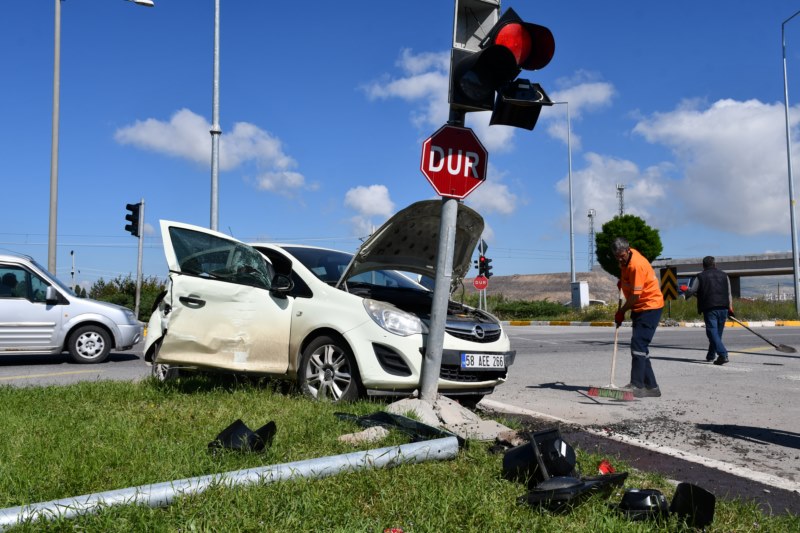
[660,267,678,301]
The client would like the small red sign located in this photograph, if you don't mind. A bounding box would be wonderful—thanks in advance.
[473,275,489,290]
[421,125,488,199]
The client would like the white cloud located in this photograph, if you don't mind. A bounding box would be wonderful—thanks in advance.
[633,99,796,234]
[114,108,310,194]
[555,152,671,233]
[344,185,395,236]
[466,165,518,215]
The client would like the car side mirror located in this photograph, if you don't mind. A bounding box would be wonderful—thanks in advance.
[45,286,60,304]
[270,273,294,298]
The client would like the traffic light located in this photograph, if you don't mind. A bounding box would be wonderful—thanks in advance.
[449,7,554,129]
[484,256,493,278]
[125,202,141,237]
[478,255,488,276]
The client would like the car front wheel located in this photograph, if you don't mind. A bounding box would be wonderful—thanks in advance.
[67,325,111,364]
[299,335,362,402]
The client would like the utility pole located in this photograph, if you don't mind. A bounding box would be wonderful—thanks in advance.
[70,250,75,291]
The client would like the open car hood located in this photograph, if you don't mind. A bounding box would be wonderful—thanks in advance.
[340,200,484,287]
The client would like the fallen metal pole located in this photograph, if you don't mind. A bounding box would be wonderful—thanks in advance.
[0,436,459,530]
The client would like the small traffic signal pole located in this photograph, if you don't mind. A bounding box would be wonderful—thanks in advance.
[125,200,145,319]
[134,199,144,319]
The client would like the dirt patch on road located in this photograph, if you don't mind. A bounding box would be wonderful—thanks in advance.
[483,410,800,516]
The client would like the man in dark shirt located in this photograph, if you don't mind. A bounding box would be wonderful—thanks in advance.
[684,256,734,365]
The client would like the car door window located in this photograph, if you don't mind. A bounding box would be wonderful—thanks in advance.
[0,266,49,303]
[168,227,273,290]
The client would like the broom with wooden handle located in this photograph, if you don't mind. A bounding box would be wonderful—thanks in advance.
[588,288,634,400]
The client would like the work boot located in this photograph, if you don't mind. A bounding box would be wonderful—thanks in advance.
[623,384,662,398]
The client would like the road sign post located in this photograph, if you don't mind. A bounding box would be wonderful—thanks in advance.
[419,125,489,403]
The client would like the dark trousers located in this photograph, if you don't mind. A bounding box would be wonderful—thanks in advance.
[629,307,663,389]
[704,307,729,360]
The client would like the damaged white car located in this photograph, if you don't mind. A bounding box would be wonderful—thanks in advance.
[144,200,515,403]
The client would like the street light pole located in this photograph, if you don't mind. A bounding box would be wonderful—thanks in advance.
[47,0,154,274]
[782,9,800,315]
[210,0,221,231]
[553,101,576,284]
[48,0,62,274]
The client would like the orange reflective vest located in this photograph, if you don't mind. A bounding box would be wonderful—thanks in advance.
[620,248,664,311]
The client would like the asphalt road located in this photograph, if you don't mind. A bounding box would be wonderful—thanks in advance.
[0,347,147,387]
[485,323,800,513]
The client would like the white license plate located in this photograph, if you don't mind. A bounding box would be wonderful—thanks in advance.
[460,353,505,369]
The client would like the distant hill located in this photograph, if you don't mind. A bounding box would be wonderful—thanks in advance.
[465,271,795,303]
[466,269,619,305]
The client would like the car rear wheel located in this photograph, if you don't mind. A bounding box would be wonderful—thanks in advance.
[152,363,182,382]
[299,335,362,402]
[67,325,111,364]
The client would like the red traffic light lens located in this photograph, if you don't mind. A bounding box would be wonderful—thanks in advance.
[494,23,532,67]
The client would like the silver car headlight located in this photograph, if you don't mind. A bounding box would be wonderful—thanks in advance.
[363,299,428,336]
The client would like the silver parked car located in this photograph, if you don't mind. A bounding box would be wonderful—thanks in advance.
[0,252,143,363]
[144,200,515,403]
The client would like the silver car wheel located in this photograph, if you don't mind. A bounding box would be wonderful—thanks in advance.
[68,325,111,364]
[300,335,361,402]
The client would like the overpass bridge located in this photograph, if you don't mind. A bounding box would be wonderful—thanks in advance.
[652,253,796,298]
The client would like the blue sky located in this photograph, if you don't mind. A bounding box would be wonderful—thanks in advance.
[4,1,800,289]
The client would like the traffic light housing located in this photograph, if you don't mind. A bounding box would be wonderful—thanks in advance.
[125,202,141,237]
[478,255,493,277]
[449,7,554,129]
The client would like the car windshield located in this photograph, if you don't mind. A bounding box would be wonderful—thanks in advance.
[30,257,75,295]
[281,246,427,290]
[168,227,274,289]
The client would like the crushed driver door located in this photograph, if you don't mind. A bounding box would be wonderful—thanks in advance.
[155,221,291,374]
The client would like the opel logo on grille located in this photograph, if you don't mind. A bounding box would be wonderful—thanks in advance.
[471,325,485,339]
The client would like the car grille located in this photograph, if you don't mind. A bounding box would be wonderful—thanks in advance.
[445,323,501,343]
[439,365,507,382]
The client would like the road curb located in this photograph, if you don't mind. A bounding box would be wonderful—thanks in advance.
[480,399,800,495]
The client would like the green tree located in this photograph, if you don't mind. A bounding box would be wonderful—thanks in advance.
[88,275,166,322]
[595,214,663,278]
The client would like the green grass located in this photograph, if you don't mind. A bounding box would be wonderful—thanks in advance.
[459,293,800,323]
[0,377,797,531]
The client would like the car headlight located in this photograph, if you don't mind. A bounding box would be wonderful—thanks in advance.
[123,309,138,323]
[363,299,428,336]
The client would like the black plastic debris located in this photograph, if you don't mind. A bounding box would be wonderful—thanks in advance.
[669,482,716,529]
[618,488,669,521]
[504,428,629,512]
[208,419,277,452]
[517,472,629,512]
[335,411,465,448]
[502,428,577,487]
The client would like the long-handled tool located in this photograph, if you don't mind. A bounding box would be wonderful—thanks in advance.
[729,316,797,353]
[588,289,635,400]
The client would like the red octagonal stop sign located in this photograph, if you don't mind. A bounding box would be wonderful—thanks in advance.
[420,125,488,199]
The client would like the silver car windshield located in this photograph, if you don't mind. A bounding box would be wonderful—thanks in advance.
[168,227,274,289]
